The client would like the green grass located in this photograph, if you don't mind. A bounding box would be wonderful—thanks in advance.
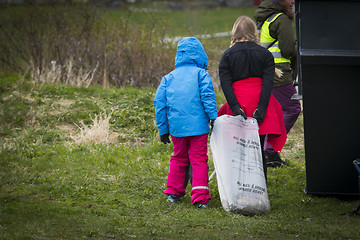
[1,74,359,240]
[103,7,256,36]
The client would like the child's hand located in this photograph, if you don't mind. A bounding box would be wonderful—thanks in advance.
[233,106,248,120]
[160,134,171,144]
[253,108,265,123]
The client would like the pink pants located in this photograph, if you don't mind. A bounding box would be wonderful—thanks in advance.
[164,134,211,205]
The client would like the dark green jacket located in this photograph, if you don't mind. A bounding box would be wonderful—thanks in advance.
[254,0,297,87]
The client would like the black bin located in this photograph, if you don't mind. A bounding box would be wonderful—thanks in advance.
[296,0,360,195]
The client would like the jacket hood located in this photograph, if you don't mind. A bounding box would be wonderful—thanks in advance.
[175,37,208,69]
[254,0,282,22]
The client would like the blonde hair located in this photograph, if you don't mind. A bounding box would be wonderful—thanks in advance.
[230,16,259,47]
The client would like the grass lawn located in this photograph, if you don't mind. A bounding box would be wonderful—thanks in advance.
[103,6,257,36]
[1,74,359,240]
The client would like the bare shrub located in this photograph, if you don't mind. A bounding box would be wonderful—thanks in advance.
[199,36,226,91]
[88,11,175,88]
[0,4,175,88]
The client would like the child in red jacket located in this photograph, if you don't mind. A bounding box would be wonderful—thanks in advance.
[218,16,286,179]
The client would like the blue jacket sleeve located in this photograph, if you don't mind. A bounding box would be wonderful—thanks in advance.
[154,77,169,136]
[198,69,218,120]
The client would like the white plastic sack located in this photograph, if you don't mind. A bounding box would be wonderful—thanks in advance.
[210,115,270,216]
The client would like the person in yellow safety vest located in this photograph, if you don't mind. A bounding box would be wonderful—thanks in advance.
[255,0,301,167]
[260,12,291,64]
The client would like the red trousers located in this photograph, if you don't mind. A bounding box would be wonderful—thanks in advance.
[164,134,211,205]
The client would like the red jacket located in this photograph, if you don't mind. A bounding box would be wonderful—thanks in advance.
[218,77,287,153]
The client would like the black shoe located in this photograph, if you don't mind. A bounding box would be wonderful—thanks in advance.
[167,194,183,203]
[195,202,210,209]
[265,152,289,168]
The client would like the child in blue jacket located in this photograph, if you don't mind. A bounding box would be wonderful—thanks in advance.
[154,37,218,208]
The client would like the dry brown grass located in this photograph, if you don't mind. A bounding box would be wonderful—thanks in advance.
[71,112,112,145]
[31,59,98,87]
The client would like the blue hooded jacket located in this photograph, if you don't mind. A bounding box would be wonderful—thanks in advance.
[154,37,218,137]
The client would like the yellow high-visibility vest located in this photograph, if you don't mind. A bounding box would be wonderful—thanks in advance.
[260,13,291,64]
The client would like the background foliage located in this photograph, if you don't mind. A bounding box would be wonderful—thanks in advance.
[0,4,175,87]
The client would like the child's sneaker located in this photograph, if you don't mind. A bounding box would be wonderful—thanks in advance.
[167,194,183,203]
[196,202,209,209]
